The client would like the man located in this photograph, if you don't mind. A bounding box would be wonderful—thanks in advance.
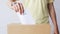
[8,0,59,34]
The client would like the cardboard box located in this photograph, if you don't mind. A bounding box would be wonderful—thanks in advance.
[7,24,51,34]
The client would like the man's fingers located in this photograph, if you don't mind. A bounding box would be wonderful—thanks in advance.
[14,5,18,12]
[11,2,24,14]
[21,3,24,13]
[18,3,24,15]
[18,3,22,14]
[11,3,19,12]
[15,5,19,12]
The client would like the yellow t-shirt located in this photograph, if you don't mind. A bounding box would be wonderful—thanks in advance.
[20,0,54,24]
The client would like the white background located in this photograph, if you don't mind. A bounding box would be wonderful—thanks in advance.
[0,0,60,34]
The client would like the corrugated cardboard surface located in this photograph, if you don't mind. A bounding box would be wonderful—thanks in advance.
[7,24,51,34]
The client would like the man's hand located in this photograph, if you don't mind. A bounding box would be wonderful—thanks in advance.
[11,2,24,15]
[54,25,59,34]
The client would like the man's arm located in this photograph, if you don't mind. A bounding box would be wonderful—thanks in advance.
[48,3,59,34]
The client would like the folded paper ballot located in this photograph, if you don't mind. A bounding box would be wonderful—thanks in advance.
[16,8,35,25]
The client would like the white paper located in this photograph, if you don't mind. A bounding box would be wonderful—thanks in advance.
[16,9,35,25]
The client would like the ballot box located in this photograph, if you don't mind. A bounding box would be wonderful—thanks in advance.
[7,24,51,34]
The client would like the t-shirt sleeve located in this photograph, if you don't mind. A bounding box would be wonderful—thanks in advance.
[48,0,54,3]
